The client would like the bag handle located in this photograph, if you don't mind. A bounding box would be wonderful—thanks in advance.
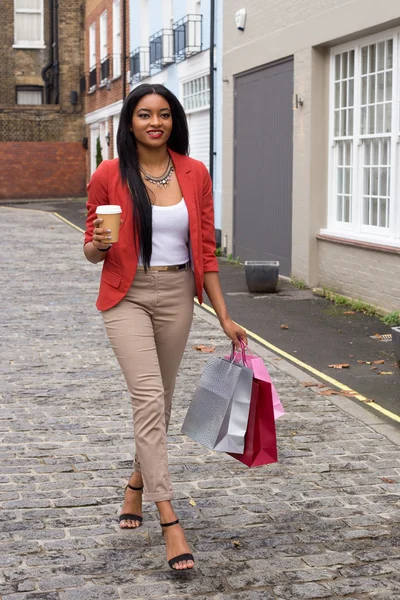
[229,338,249,367]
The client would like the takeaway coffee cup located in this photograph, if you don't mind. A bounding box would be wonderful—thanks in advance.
[95,205,122,243]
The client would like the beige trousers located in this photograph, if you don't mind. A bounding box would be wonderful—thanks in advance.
[102,268,194,502]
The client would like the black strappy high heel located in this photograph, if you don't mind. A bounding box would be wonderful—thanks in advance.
[119,483,144,527]
[160,519,195,570]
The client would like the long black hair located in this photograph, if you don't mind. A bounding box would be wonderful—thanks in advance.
[117,84,189,269]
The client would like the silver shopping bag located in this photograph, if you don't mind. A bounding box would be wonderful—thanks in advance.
[181,356,253,454]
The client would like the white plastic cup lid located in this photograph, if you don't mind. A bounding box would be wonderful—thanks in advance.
[96,205,122,214]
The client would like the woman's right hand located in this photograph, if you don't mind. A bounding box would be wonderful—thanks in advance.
[92,218,112,250]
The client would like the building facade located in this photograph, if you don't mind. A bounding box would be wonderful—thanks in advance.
[84,0,223,235]
[83,0,130,177]
[0,0,86,199]
[222,0,400,312]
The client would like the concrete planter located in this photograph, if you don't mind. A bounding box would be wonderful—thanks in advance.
[392,326,400,364]
[244,261,279,293]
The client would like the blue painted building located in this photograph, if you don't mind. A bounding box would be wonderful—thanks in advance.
[128,0,223,231]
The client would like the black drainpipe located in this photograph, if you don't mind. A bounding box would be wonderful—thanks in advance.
[209,0,215,188]
[41,0,59,104]
[41,0,54,103]
[122,0,127,100]
[53,0,59,104]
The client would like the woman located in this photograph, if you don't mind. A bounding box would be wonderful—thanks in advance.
[84,84,247,571]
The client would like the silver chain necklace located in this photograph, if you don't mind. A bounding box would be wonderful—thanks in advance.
[140,156,174,188]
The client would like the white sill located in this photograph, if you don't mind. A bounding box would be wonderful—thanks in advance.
[319,229,400,250]
[184,105,211,115]
[112,75,121,81]
[88,86,97,95]
[13,43,46,49]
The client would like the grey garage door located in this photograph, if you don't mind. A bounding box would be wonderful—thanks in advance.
[234,57,294,276]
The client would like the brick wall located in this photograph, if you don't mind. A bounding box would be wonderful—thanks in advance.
[0,0,51,105]
[85,0,130,117]
[83,0,129,180]
[0,143,86,199]
[0,1,86,198]
[318,239,400,313]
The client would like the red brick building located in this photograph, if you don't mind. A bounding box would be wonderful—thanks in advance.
[0,1,86,199]
[83,0,130,178]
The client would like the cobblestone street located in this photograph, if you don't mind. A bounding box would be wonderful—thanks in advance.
[1,206,400,600]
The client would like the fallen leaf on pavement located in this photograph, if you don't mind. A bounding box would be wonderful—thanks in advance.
[372,360,385,365]
[360,398,374,403]
[340,390,358,397]
[274,358,283,361]
[328,364,350,369]
[319,389,338,396]
[357,360,366,364]
[379,371,394,375]
[371,333,383,339]
[382,477,395,484]
[370,366,378,371]
[232,540,241,549]
[189,498,197,507]
[193,345,215,353]
[280,324,289,330]
[291,431,297,436]
[344,311,356,315]
[301,381,319,387]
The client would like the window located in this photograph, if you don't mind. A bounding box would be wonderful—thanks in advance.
[328,31,400,244]
[100,11,108,62]
[16,85,43,105]
[14,0,44,48]
[89,23,96,90]
[100,11,109,83]
[99,121,109,161]
[112,0,121,78]
[182,74,210,112]
[89,23,96,69]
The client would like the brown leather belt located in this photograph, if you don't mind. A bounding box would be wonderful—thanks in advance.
[136,262,190,272]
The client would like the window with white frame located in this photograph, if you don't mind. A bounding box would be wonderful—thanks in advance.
[328,32,399,243]
[89,23,96,70]
[100,11,108,61]
[112,0,121,78]
[14,0,44,48]
[182,75,210,112]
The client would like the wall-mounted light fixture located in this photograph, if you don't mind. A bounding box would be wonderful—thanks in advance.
[105,132,111,146]
[292,93,304,110]
[235,8,247,31]
[70,90,78,105]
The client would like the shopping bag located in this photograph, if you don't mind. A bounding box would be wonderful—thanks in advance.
[181,355,253,453]
[228,378,278,467]
[226,343,285,420]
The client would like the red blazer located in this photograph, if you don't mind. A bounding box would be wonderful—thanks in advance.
[85,149,219,311]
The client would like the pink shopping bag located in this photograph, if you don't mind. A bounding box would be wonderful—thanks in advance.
[225,341,285,420]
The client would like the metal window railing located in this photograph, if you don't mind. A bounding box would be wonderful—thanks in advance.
[89,66,97,89]
[149,29,174,71]
[100,56,110,82]
[173,14,202,62]
[80,75,86,94]
[130,47,150,83]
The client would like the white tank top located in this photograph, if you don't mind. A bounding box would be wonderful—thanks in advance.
[138,198,190,267]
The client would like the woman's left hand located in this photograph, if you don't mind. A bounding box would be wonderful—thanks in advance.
[221,318,248,349]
